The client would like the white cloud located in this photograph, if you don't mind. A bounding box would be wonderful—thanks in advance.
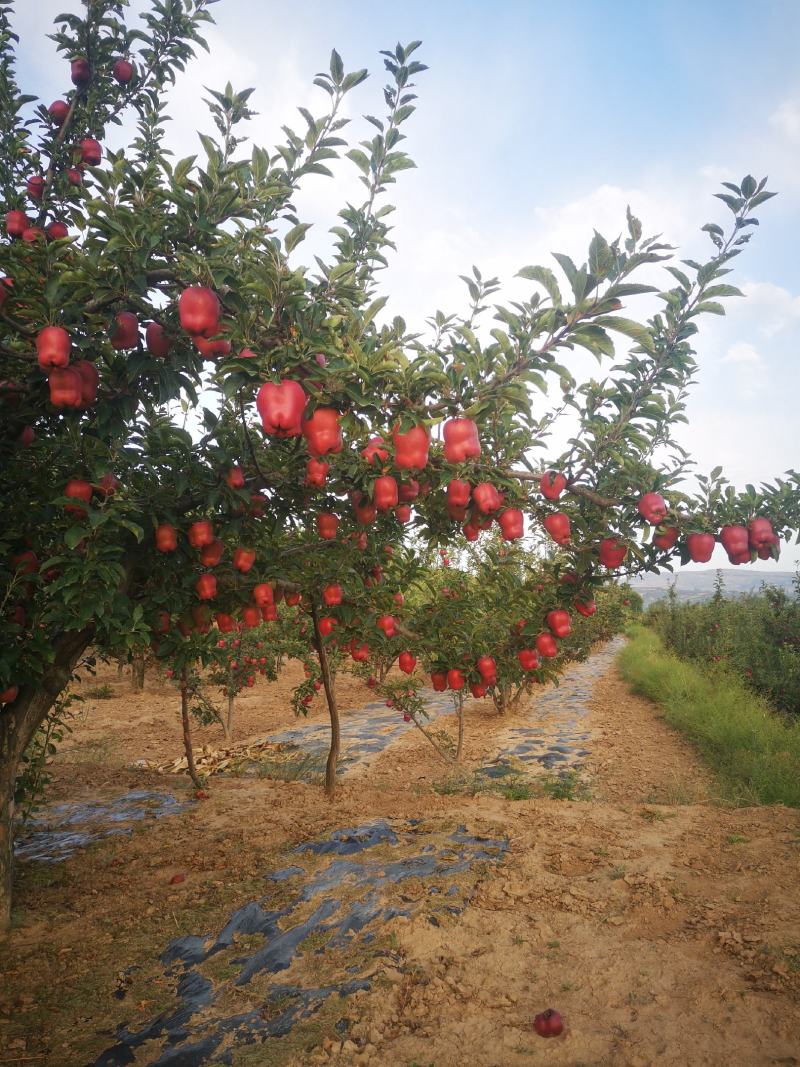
[770,97,800,142]
[723,341,761,364]
[740,281,800,337]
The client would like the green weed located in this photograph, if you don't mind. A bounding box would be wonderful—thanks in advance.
[619,626,800,807]
[84,684,115,699]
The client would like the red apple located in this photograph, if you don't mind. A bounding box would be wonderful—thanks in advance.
[398,651,416,674]
[64,478,92,516]
[72,361,99,408]
[447,668,465,690]
[6,210,29,237]
[79,138,102,166]
[498,508,524,541]
[225,466,245,490]
[598,537,627,569]
[544,512,570,545]
[720,524,749,558]
[45,220,69,241]
[48,367,83,408]
[179,285,220,337]
[686,532,715,564]
[110,311,139,350]
[37,326,71,369]
[540,470,567,500]
[188,520,214,548]
[112,58,134,84]
[232,546,256,573]
[533,1008,563,1038]
[199,539,223,567]
[195,574,217,600]
[546,609,571,637]
[443,417,481,463]
[361,435,389,466]
[473,483,502,514]
[256,379,307,438]
[747,517,774,549]
[653,525,679,551]
[322,583,343,606]
[253,584,274,607]
[637,492,667,524]
[155,524,178,552]
[146,321,173,357]
[517,649,539,671]
[48,99,70,125]
[535,632,558,658]
[192,334,231,359]
[26,176,45,202]
[71,58,91,86]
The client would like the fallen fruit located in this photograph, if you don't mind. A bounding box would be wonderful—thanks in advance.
[533,1008,563,1038]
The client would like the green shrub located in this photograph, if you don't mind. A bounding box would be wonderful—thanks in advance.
[619,625,800,807]
[646,574,800,717]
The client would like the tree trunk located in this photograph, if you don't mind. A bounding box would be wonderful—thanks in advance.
[411,716,454,765]
[131,651,145,691]
[311,602,340,798]
[492,686,507,716]
[455,694,464,762]
[224,692,235,741]
[0,627,93,933]
[179,671,203,791]
[116,659,125,678]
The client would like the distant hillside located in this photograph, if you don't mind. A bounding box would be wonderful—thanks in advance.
[632,569,797,607]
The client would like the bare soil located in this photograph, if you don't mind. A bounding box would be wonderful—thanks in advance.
[1,651,798,1067]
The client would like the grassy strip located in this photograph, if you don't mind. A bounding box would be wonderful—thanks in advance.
[618,625,800,807]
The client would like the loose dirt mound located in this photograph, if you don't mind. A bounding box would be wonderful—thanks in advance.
[1,649,798,1066]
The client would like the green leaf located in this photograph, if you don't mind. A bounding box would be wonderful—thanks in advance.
[740,174,757,198]
[702,284,743,299]
[571,325,614,360]
[285,223,312,253]
[608,283,658,298]
[748,189,777,208]
[362,295,388,328]
[552,252,579,294]
[115,519,145,543]
[588,231,614,278]
[329,49,344,85]
[593,316,655,353]
[345,148,371,175]
[516,265,562,307]
[64,527,85,550]
[714,192,744,213]
[664,266,691,290]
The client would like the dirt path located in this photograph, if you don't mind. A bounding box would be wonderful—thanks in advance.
[2,644,799,1066]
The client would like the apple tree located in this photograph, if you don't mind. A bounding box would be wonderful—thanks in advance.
[2,0,799,931]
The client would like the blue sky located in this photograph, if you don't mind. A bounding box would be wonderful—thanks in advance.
[12,0,800,569]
